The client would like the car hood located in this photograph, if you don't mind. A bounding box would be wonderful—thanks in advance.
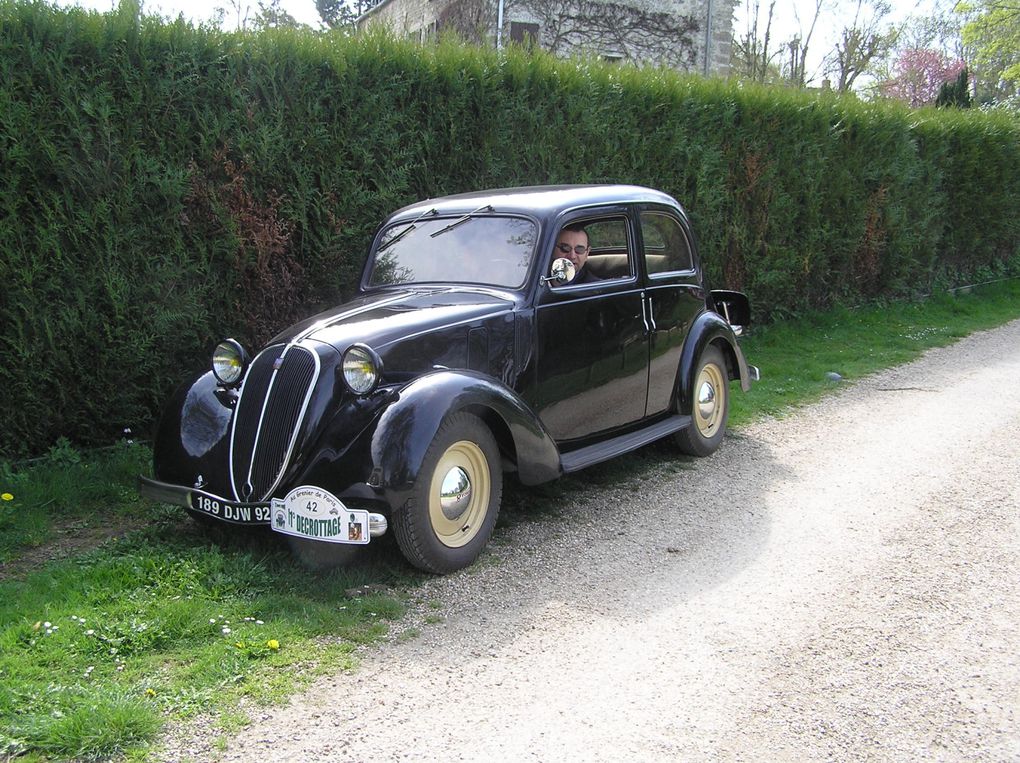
[270,288,516,354]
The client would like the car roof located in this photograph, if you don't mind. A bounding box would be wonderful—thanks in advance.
[386,184,682,223]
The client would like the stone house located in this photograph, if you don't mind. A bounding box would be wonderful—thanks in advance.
[356,0,735,75]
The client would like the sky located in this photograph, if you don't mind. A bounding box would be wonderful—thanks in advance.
[52,0,949,83]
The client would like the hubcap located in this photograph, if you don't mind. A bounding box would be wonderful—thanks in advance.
[428,440,490,548]
[439,466,472,520]
[694,361,726,438]
[697,380,716,420]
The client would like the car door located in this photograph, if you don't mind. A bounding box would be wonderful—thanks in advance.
[638,207,706,419]
[532,212,649,443]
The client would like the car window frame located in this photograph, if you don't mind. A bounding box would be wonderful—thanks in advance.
[360,211,543,293]
[540,207,639,299]
[636,206,698,282]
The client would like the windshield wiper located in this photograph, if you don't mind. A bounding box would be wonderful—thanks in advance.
[377,207,438,253]
[429,204,494,238]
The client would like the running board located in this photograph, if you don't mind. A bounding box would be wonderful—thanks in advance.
[560,414,692,473]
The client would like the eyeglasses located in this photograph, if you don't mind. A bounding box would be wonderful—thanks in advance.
[556,242,589,255]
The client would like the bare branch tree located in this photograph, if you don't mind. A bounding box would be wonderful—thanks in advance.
[731,0,781,83]
[785,0,824,85]
[826,0,898,92]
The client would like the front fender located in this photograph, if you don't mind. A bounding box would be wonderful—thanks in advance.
[677,310,753,415]
[370,370,561,506]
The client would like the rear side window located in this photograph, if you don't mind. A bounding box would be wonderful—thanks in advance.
[640,213,693,275]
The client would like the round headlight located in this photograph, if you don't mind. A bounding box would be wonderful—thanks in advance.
[341,344,381,395]
[212,339,249,386]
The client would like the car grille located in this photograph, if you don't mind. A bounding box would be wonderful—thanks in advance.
[230,344,319,501]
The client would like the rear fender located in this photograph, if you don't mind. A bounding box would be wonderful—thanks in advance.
[677,311,753,415]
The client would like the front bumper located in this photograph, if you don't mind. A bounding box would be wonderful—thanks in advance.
[137,475,389,537]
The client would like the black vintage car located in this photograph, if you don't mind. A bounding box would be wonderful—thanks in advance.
[140,185,758,573]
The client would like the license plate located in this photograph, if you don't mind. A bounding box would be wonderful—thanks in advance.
[189,492,272,524]
[270,486,370,545]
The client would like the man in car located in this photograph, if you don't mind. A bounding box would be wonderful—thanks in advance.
[554,225,601,284]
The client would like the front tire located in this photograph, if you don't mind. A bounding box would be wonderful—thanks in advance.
[393,412,502,574]
[675,344,730,457]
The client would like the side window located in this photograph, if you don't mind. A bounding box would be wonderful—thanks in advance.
[550,216,632,286]
[640,213,693,275]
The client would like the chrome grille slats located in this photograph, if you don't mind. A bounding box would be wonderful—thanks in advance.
[248,353,317,497]
[229,344,320,501]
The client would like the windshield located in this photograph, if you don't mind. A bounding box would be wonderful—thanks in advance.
[367,215,537,289]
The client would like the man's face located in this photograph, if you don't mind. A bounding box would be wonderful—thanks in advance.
[555,229,590,272]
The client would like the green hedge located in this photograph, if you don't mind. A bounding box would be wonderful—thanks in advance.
[2,1,1019,458]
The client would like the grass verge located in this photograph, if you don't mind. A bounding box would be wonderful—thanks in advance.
[0,464,410,761]
[729,279,1020,426]
[1,279,1019,760]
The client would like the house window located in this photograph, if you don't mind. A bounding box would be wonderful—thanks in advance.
[509,22,539,48]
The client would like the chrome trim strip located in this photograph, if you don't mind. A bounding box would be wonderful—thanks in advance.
[229,343,321,502]
[228,344,281,501]
[239,345,292,500]
[256,343,321,501]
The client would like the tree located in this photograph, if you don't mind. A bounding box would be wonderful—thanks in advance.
[936,67,973,107]
[317,0,378,29]
[783,0,824,86]
[253,0,306,29]
[896,3,963,58]
[958,0,1020,103]
[880,48,967,107]
[215,0,252,30]
[825,0,897,92]
[731,0,782,83]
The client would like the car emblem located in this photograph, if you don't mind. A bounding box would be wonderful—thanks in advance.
[273,357,284,370]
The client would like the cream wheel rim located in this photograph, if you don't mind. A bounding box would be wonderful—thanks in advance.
[428,440,490,548]
[694,361,726,438]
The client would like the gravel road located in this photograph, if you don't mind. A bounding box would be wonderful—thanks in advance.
[162,319,1020,762]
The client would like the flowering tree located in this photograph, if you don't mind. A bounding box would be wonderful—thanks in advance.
[880,48,967,107]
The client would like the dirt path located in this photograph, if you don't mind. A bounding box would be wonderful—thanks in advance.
[162,320,1020,762]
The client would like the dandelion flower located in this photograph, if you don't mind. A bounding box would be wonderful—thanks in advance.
[267,639,280,650]
[145,688,156,697]
[1,493,13,501]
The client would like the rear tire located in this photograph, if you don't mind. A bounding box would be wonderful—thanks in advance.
[393,412,502,574]
[675,345,729,457]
